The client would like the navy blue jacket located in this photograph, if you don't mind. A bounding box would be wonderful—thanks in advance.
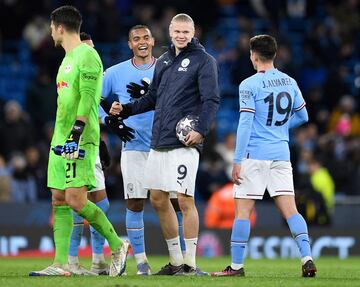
[126,38,220,149]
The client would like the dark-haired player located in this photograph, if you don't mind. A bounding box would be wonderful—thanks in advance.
[29,6,128,276]
[212,34,316,278]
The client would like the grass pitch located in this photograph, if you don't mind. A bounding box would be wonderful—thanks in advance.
[0,256,359,287]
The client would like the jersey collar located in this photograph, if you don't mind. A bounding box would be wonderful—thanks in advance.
[131,57,156,70]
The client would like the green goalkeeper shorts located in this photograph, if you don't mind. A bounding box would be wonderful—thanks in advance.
[47,144,97,191]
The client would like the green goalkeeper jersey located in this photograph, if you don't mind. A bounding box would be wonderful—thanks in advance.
[51,43,103,147]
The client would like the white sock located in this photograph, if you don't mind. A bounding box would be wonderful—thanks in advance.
[134,252,148,265]
[301,256,313,265]
[92,253,105,264]
[184,238,197,268]
[68,255,79,265]
[166,237,183,266]
[231,263,244,270]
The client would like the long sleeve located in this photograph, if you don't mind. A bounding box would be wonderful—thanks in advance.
[195,56,221,136]
[234,111,254,163]
[234,80,255,163]
[290,82,308,129]
[77,50,103,118]
[290,105,308,129]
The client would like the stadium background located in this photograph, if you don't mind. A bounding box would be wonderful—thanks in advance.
[0,0,359,259]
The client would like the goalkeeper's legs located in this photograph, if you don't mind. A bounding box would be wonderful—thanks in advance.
[66,187,128,276]
[52,189,73,266]
[30,189,72,276]
[88,190,110,275]
[126,198,151,275]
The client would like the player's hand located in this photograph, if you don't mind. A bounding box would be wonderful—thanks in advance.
[184,130,204,146]
[105,115,135,142]
[99,139,111,169]
[126,79,149,99]
[61,120,85,160]
[232,163,242,185]
[109,101,122,115]
[109,102,132,120]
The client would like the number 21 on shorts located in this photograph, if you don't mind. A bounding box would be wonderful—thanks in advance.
[66,162,76,182]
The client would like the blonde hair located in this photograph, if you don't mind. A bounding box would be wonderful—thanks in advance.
[170,13,195,29]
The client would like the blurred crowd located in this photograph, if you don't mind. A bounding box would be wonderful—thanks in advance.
[0,0,360,226]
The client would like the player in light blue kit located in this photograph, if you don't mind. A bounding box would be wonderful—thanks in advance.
[212,35,317,277]
[100,25,185,275]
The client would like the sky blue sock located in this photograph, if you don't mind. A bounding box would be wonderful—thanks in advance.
[90,197,109,255]
[176,211,186,253]
[69,211,84,257]
[231,219,250,265]
[126,209,145,255]
[287,213,312,258]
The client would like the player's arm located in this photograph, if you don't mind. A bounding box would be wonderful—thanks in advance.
[289,104,308,129]
[77,50,102,121]
[62,52,102,160]
[185,56,220,146]
[233,82,255,184]
[193,56,220,137]
[289,83,309,129]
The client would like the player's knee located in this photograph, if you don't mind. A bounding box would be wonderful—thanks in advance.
[126,199,145,212]
[51,198,66,206]
[51,191,66,206]
[88,189,107,203]
[150,194,166,211]
[177,195,195,213]
[65,194,85,212]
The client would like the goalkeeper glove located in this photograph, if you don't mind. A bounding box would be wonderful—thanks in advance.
[104,115,135,142]
[99,139,111,169]
[126,79,149,99]
[61,120,85,160]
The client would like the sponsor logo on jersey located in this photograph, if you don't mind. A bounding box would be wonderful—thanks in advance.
[57,80,69,90]
[178,58,190,72]
[81,73,98,81]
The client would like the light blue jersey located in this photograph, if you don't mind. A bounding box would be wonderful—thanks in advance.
[234,68,308,162]
[99,58,156,152]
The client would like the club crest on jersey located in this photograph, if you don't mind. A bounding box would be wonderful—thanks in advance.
[64,65,72,73]
[57,80,69,90]
[178,58,190,72]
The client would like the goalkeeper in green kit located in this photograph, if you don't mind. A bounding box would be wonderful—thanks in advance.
[29,5,128,277]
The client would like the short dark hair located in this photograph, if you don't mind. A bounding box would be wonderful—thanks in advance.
[128,24,152,39]
[80,32,91,41]
[50,5,82,33]
[250,35,277,61]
